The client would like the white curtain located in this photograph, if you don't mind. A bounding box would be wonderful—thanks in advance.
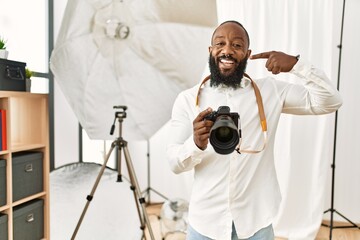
[216,1,336,239]
[150,1,339,239]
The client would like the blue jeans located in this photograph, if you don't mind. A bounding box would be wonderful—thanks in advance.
[186,223,274,240]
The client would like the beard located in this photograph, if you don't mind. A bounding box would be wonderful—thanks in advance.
[209,54,248,89]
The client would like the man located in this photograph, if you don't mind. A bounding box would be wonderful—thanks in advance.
[166,20,342,240]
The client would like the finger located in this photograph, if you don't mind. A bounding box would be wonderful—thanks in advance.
[193,127,210,149]
[194,107,212,123]
[194,136,209,150]
[271,66,281,74]
[194,120,213,133]
[196,132,210,141]
[265,56,278,71]
[265,59,271,69]
[250,51,272,60]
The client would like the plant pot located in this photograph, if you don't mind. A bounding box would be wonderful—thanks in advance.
[26,78,31,92]
[0,50,8,59]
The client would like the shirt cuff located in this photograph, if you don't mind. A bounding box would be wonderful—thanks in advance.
[177,137,206,169]
[290,58,312,76]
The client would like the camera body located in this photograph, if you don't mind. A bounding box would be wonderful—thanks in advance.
[204,106,240,154]
[204,106,239,127]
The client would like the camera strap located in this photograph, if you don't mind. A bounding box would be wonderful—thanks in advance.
[195,73,268,154]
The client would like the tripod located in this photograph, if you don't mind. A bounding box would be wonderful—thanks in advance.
[72,106,155,240]
[321,0,360,238]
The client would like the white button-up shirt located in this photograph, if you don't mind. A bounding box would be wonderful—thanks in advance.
[166,60,342,239]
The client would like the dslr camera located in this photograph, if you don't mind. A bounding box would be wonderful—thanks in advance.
[204,106,240,154]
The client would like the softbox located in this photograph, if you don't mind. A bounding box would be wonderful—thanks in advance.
[50,0,218,140]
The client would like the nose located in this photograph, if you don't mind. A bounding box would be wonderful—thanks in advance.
[221,43,234,56]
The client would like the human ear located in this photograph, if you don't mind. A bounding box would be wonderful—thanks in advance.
[246,49,252,59]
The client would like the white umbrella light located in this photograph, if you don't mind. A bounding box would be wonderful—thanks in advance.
[50,0,217,140]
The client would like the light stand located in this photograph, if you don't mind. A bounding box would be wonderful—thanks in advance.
[322,0,360,238]
[71,106,155,240]
[142,141,168,203]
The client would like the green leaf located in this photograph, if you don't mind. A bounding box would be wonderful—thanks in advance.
[0,36,7,50]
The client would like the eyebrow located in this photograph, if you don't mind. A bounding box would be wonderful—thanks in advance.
[212,36,246,43]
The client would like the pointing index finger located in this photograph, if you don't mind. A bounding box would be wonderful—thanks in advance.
[250,52,271,60]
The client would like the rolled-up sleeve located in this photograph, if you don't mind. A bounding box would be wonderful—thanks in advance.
[282,59,343,114]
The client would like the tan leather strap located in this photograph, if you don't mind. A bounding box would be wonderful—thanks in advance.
[245,73,267,132]
[195,75,211,107]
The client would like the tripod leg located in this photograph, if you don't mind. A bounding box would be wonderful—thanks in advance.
[71,142,116,240]
[122,144,156,240]
[116,145,123,182]
[120,145,146,236]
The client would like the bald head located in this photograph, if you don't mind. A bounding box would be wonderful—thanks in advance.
[211,21,250,48]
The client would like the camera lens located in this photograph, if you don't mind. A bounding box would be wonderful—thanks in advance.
[209,115,239,154]
[215,127,233,142]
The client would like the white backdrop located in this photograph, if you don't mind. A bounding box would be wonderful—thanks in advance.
[216,1,337,239]
[53,0,360,239]
[147,1,360,239]
[327,0,360,229]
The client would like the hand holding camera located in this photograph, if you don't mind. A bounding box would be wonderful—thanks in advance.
[194,106,241,154]
[193,108,214,150]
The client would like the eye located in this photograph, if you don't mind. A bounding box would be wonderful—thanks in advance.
[214,42,225,47]
[232,43,242,49]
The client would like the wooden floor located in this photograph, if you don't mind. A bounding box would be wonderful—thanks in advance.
[315,221,360,240]
[145,203,360,240]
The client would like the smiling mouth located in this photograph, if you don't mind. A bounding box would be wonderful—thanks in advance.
[220,58,235,66]
[219,57,236,71]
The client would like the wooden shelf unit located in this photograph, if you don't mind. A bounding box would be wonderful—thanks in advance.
[0,91,49,240]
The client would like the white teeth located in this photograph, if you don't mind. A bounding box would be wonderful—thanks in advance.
[220,59,234,64]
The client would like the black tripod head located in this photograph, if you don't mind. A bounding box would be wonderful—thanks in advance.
[114,105,127,119]
[110,105,128,135]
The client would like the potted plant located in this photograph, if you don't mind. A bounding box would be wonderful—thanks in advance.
[25,67,33,92]
[0,36,9,59]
